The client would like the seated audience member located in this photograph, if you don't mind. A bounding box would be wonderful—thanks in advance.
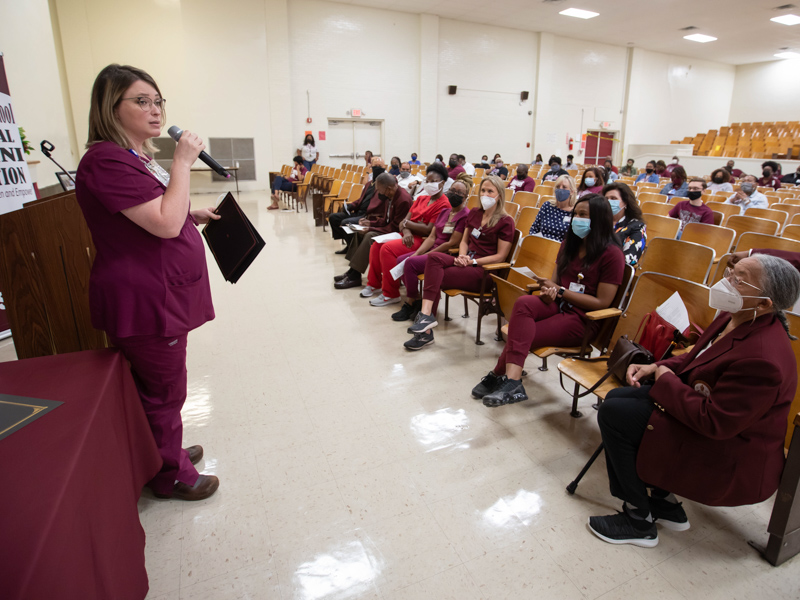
[725,174,769,215]
[782,165,800,186]
[435,154,444,163]
[389,157,402,176]
[492,153,502,164]
[604,158,619,182]
[448,153,466,178]
[763,160,782,177]
[364,167,455,305]
[268,156,306,210]
[731,247,800,271]
[533,153,545,166]
[620,159,637,177]
[333,173,411,289]
[409,153,421,166]
[565,154,576,170]
[529,175,576,241]
[473,194,624,406]
[329,159,383,249]
[459,154,476,176]
[708,168,733,193]
[478,155,491,169]
[654,160,667,176]
[508,164,536,192]
[662,156,680,177]
[403,176,515,350]
[588,254,800,548]
[396,162,422,191]
[604,182,647,266]
[635,161,660,184]
[391,177,472,321]
[759,164,782,191]
[725,159,743,179]
[542,157,569,183]
[363,150,373,168]
[577,167,604,198]
[660,166,689,200]
[668,178,714,236]
[489,159,509,180]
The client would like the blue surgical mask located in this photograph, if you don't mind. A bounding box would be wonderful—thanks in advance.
[554,188,571,203]
[550,163,559,171]
[607,199,621,214]
[584,177,596,187]
[571,217,591,239]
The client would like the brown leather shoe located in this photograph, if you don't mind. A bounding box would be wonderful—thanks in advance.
[154,475,220,501]
[186,445,203,465]
[334,275,362,289]
[333,272,348,282]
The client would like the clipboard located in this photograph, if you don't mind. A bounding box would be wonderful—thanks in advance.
[202,193,265,283]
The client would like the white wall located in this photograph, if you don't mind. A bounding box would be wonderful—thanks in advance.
[625,48,736,152]
[436,19,537,165]
[1,0,74,188]
[729,59,800,124]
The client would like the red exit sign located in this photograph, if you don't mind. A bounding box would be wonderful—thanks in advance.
[351,109,362,117]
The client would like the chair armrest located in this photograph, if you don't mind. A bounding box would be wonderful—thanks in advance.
[584,308,623,321]
[448,248,459,255]
[482,262,511,271]
[794,412,800,428]
[526,283,541,292]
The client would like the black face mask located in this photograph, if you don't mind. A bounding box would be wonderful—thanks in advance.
[763,170,771,178]
[687,190,703,201]
[378,193,390,201]
[645,168,654,174]
[713,175,723,183]
[517,173,526,180]
[391,163,399,170]
[372,166,385,178]
[446,190,464,208]
[449,159,458,168]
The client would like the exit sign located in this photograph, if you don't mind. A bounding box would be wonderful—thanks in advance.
[351,109,362,117]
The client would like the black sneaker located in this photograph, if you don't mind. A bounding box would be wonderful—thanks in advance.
[588,505,658,548]
[482,377,528,407]
[334,248,348,255]
[650,497,690,531]
[471,372,501,399]
[392,299,421,322]
[408,312,438,334]
[404,331,434,351]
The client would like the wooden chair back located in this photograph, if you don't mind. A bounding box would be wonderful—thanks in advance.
[668,195,685,205]
[508,235,561,287]
[706,201,741,225]
[712,211,724,226]
[641,201,672,217]
[726,215,781,244]
[782,224,800,242]
[467,195,481,210]
[639,192,668,204]
[637,238,714,283]
[327,180,342,197]
[514,191,539,209]
[516,207,539,237]
[347,183,364,203]
[504,188,514,203]
[772,203,800,224]
[641,213,680,240]
[735,232,800,255]
[745,208,789,229]
[785,312,800,448]
[680,222,735,261]
[505,201,520,222]
[339,182,352,199]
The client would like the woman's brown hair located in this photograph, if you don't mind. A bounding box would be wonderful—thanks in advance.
[86,64,165,154]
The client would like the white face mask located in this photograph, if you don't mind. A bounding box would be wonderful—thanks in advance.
[423,181,441,196]
[708,277,767,313]
[672,159,679,164]
[480,195,497,210]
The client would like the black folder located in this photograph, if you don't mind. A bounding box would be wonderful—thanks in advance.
[202,193,265,283]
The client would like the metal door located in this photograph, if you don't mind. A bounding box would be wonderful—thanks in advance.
[584,130,615,165]
[326,119,383,162]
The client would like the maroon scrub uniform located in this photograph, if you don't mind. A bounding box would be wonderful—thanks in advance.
[76,141,215,495]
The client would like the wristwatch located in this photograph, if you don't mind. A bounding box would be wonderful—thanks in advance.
[557,286,566,298]
[472,259,478,266]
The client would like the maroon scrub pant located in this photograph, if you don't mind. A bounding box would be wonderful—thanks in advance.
[422,252,485,314]
[111,333,199,495]
[494,295,590,375]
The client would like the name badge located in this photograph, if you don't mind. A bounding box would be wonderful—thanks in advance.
[563,216,571,223]
[569,282,585,294]
[471,228,481,239]
[443,226,455,234]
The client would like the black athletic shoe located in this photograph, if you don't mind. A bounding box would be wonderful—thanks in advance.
[471,371,501,399]
[392,300,422,322]
[404,331,434,351]
[482,377,528,407]
[408,312,438,334]
[334,248,348,255]
[650,497,691,531]
[588,506,658,548]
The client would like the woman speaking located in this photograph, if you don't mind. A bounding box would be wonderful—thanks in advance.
[75,64,219,501]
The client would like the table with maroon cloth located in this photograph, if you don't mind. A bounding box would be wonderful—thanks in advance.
[0,349,162,600]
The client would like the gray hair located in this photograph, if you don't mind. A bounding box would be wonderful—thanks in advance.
[375,172,397,187]
[753,254,800,339]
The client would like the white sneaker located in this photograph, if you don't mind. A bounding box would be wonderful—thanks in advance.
[360,286,376,298]
[370,294,401,307]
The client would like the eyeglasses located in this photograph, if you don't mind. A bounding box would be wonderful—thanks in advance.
[723,267,762,292]
[122,97,166,112]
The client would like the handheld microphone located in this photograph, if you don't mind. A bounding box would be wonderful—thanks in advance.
[167,125,231,179]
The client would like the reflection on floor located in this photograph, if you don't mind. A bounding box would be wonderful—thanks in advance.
[55,190,794,599]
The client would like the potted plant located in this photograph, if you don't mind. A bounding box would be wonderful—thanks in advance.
[20,127,37,184]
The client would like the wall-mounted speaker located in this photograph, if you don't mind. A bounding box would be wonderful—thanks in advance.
[448,85,457,95]
[520,91,529,101]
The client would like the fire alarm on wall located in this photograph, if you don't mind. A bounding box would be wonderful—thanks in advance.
[306,117,312,123]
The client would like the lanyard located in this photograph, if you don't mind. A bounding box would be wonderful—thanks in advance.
[129,149,170,186]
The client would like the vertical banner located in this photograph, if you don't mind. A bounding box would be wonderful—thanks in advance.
[0,53,35,339]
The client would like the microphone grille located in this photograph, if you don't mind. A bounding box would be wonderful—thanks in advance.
[167,126,182,141]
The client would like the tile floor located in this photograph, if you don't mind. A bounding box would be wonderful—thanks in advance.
[6,190,795,599]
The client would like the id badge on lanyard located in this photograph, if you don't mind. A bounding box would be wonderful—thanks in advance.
[130,149,170,186]
[471,228,481,239]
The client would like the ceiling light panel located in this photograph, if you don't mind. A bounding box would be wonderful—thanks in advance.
[771,14,800,25]
[683,33,718,43]
[775,51,800,58]
[559,8,599,19]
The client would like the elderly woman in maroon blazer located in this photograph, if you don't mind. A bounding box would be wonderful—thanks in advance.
[76,64,220,501]
[588,253,800,548]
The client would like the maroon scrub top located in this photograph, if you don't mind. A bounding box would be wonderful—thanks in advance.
[76,141,214,338]
[464,210,515,259]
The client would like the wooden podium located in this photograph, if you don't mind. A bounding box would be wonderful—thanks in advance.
[0,191,107,359]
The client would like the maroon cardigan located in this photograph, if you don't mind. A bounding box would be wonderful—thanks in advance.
[368,187,412,234]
